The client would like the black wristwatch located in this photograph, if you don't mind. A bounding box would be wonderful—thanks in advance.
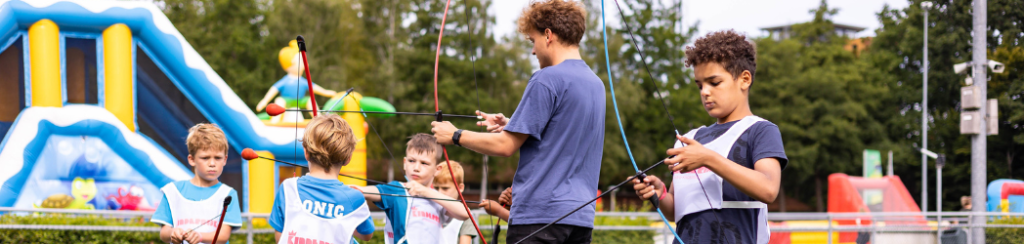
[452,129,464,147]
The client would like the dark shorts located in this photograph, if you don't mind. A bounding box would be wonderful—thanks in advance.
[506,224,593,244]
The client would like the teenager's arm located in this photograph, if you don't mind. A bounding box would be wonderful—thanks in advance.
[431,121,528,157]
[197,227,232,244]
[667,136,782,203]
[405,181,470,220]
[355,185,383,202]
[275,231,282,243]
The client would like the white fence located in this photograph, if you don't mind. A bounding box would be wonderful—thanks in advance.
[2,208,1023,244]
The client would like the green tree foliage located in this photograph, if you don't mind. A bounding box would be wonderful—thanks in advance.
[753,1,891,211]
[871,0,1024,211]
[156,0,277,106]
[583,0,702,186]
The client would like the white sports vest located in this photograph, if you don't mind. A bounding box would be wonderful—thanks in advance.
[277,178,371,244]
[440,218,465,244]
[384,197,448,244]
[162,182,232,244]
[672,116,771,243]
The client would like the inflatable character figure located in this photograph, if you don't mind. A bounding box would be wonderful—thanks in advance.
[34,177,96,209]
[255,40,337,123]
[107,185,155,211]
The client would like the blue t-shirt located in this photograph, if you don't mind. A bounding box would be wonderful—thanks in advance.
[269,176,375,235]
[675,119,788,244]
[151,181,243,228]
[272,74,310,99]
[502,59,606,228]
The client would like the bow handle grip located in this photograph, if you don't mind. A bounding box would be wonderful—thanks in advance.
[637,173,659,208]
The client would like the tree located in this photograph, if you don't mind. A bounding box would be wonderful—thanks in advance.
[583,0,702,186]
[871,0,1024,211]
[754,1,892,211]
[157,0,277,106]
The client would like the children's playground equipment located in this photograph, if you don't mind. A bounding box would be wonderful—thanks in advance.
[987,179,1024,213]
[767,173,926,244]
[0,0,393,219]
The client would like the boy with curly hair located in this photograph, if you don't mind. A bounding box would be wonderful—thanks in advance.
[633,30,788,244]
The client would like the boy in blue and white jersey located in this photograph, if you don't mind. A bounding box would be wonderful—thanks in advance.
[356,133,470,244]
[270,114,374,244]
[151,123,242,244]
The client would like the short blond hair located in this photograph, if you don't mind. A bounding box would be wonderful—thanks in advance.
[186,123,229,156]
[434,161,464,185]
[303,114,356,172]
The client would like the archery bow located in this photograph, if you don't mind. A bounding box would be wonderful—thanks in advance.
[600,1,684,243]
[608,0,731,243]
[431,0,488,243]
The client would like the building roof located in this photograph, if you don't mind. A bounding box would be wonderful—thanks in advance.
[760,22,866,32]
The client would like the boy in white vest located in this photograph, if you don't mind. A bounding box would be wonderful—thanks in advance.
[433,161,478,244]
[269,114,374,244]
[633,30,788,244]
[152,124,242,244]
[356,133,470,244]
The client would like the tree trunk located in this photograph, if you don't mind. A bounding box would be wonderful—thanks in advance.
[780,186,787,212]
[815,174,824,212]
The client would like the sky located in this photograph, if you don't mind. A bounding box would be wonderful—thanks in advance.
[490,0,911,39]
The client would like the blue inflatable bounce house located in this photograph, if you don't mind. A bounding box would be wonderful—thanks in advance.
[0,0,308,213]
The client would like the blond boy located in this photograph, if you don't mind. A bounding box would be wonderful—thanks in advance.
[269,114,374,244]
[152,124,241,244]
[433,161,480,244]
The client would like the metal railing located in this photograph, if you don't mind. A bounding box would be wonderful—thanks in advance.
[3,208,1024,244]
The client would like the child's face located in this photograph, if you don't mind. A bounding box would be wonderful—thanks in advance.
[188,149,227,183]
[403,150,438,186]
[693,62,751,120]
[433,181,464,199]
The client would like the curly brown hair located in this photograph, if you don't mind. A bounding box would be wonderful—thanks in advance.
[684,30,757,82]
[517,0,587,46]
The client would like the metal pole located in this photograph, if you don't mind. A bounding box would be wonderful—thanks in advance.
[888,150,894,176]
[827,213,833,244]
[921,1,931,214]
[971,0,988,243]
[481,155,489,202]
[246,215,254,244]
[937,164,943,244]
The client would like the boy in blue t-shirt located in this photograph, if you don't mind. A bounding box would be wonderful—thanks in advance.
[633,30,788,244]
[270,114,374,244]
[151,124,242,244]
[356,133,470,244]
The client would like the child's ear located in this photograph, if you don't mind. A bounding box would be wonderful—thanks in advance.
[187,155,196,167]
[739,70,753,92]
[459,183,465,193]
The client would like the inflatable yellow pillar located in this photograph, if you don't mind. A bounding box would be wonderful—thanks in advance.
[338,92,367,186]
[28,19,61,107]
[247,150,276,225]
[103,24,135,131]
